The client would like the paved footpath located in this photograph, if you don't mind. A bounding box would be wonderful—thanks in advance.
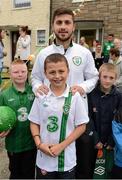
[0,139,9,179]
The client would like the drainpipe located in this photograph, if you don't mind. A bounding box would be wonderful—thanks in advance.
[49,0,52,45]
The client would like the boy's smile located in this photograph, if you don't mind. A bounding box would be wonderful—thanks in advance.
[45,61,69,91]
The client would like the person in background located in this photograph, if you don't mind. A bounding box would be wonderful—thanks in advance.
[112,106,122,179]
[15,26,31,63]
[31,7,98,179]
[92,43,104,70]
[109,48,122,93]
[103,33,114,62]
[0,29,7,85]
[90,39,99,53]
[113,38,122,56]
[29,53,89,179]
[88,63,122,178]
[0,60,36,179]
[80,36,89,49]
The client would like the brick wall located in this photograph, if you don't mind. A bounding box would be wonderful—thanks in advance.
[51,0,122,39]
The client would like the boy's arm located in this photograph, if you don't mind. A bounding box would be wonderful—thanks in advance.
[50,124,86,156]
[30,122,54,156]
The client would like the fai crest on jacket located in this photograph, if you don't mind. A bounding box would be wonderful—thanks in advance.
[72,56,82,66]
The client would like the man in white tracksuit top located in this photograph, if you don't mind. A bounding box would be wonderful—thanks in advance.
[31,7,98,179]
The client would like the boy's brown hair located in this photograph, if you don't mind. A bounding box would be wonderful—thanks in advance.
[52,7,75,23]
[110,48,120,57]
[99,63,117,78]
[44,53,69,72]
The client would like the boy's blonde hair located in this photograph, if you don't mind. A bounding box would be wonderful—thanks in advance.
[99,63,117,78]
[9,59,27,71]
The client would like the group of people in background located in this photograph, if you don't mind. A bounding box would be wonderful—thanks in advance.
[80,33,122,93]
[0,7,122,180]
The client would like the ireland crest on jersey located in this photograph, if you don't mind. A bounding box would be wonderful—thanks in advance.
[63,104,70,114]
[72,56,82,66]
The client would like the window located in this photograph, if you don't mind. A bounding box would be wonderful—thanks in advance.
[37,30,46,46]
[13,0,31,8]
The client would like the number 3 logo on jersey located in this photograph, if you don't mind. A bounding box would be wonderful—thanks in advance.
[47,116,59,132]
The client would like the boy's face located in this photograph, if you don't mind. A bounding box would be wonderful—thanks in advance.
[10,64,28,85]
[52,14,75,42]
[45,61,69,89]
[100,70,116,92]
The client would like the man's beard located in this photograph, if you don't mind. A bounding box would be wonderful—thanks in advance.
[55,31,73,42]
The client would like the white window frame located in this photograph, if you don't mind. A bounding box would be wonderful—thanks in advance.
[13,0,31,9]
[72,0,95,3]
[36,29,46,46]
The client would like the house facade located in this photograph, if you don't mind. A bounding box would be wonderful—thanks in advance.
[51,0,122,47]
[0,0,50,66]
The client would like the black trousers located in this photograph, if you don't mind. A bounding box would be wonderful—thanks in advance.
[111,164,122,179]
[36,166,75,179]
[76,133,95,179]
[7,148,37,179]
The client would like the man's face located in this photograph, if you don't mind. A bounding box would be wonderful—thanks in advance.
[100,70,116,93]
[52,14,75,42]
[107,35,113,42]
[10,64,28,85]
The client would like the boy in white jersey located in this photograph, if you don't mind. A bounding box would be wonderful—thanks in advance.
[28,53,89,179]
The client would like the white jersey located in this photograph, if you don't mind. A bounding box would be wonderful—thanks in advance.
[31,42,98,94]
[28,85,89,172]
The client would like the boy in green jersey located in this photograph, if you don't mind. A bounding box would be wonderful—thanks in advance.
[0,59,36,179]
[29,53,89,179]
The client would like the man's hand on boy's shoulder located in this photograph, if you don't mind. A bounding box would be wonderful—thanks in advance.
[71,85,85,95]
[36,84,49,96]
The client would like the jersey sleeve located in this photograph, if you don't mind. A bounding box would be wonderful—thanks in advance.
[74,93,89,126]
[28,97,41,125]
[80,50,98,93]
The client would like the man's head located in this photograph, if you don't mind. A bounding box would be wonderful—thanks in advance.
[10,59,28,86]
[99,63,117,93]
[113,38,121,49]
[52,8,75,43]
[44,53,69,89]
[80,37,86,45]
[107,34,114,42]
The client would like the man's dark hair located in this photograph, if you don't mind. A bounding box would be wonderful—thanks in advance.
[52,7,74,23]
[44,53,69,72]
[108,33,114,37]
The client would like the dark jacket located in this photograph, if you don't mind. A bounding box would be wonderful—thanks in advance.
[92,52,104,70]
[88,83,122,147]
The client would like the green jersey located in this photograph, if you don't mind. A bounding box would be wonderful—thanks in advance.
[103,41,114,56]
[0,83,35,153]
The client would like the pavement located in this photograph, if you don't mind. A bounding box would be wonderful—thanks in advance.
[0,138,9,179]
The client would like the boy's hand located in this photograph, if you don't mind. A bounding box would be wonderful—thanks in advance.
[0,130,10,138]
[106,145,113,150]
[36,85,49,96]
[49,144,63,157]
[71,85,85,95]
[38,143,54,157]
[95,142,103,149]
